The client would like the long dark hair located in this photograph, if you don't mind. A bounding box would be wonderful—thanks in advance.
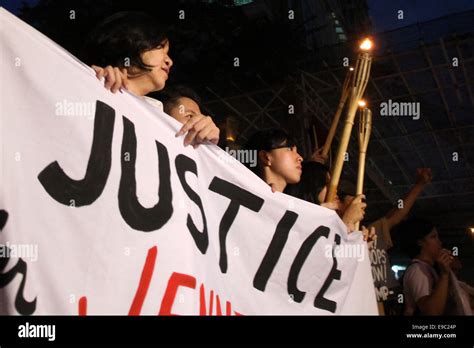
[285,161,329,205]
[84,11,168,72]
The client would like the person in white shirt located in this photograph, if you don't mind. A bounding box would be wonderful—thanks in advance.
[84,11,220,147]
[399,217,456,315]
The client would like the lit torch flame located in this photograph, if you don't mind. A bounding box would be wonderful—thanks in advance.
[360,38,372,51]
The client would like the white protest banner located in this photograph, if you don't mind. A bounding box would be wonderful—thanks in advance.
[0,8,377,315]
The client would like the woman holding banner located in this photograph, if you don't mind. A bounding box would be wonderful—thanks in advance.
[84,11,220,147]
[244,129,373,241]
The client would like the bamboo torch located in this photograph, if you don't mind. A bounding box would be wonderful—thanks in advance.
[326,38,373,203]
[320,66,354,160]
[354,105,372,231]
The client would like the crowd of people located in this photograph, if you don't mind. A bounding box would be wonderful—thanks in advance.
[84,11,473,316]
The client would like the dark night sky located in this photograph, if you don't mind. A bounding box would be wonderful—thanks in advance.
[367,0,474,32]
[0,0,39,14]
[1,0,474,31]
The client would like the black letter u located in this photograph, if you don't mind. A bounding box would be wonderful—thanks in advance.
[118,116,173,231]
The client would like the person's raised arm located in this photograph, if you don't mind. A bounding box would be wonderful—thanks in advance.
[342,194,367,231]
[385,168,432,230]
[309,147,327,165]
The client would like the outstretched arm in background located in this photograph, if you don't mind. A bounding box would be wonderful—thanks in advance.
[385,168,432,230]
